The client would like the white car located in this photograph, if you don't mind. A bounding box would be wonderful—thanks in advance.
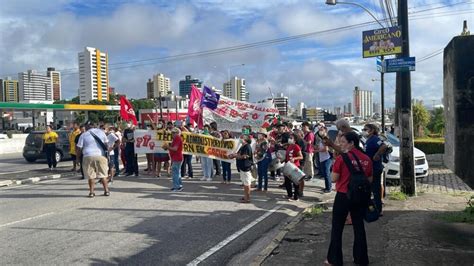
[383,133,429,180]
[0,133,8,139]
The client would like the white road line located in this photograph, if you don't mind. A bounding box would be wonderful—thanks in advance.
[0,212,55,228]
[0,170,29,175]
[187,205,281,266]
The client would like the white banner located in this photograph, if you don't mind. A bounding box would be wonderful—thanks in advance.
[203,96,279,132]
[133,129,240,162]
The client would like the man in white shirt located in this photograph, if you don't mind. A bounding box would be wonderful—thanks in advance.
[106,126,119,182]
[77,121,110,198]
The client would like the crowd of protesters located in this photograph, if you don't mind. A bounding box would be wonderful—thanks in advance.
[44,117,388,265]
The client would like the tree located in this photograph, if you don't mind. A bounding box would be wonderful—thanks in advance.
[428,107,444,135]
[412,103,430,138]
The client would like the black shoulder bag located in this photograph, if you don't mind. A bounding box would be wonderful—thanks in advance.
[89,131,109,160]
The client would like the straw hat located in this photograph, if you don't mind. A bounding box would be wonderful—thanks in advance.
[258,128,268,136]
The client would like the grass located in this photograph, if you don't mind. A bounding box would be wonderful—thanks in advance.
[303,205,326,218]
[388,191,408,201]
[437,196,474,224]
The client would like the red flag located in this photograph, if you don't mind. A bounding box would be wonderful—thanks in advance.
[120,96,138,125]
[187,85,202,127]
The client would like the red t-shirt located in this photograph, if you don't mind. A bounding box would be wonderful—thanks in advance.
[286,144,302,167]
[304,132,315,153]
[169,135,183,162]
[332,148,373,193]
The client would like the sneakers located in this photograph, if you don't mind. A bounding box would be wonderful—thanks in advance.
[171,187,183,192]
[206,177,212,181]
[200,177,206,181]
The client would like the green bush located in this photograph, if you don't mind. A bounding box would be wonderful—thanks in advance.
[414,139,444,154]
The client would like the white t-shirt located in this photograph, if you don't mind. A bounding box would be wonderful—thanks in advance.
[318,142,331,162]
[77,128,108,158]
[107,133,119,156]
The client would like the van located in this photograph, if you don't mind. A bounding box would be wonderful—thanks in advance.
[23,130,71,163]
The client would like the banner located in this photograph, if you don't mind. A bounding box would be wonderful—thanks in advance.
[187,84,202,126]
[362,26,402,58]
[134,129,239,162]
[203,96,279,132]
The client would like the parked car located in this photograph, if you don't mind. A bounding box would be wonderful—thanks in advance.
[23,130,72,163]
[383,133,429,180]
[326,126,429,180]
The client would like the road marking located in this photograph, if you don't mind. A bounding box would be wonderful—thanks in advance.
[0,170,29,175]
[0,212,55,228]
[187,205,281,266]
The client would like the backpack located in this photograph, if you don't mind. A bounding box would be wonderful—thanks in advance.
[341,152,371,207]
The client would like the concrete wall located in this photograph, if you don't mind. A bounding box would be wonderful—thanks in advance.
[443,35,474,188]
[0,134,27,154]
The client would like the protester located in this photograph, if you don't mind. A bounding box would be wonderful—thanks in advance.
[325,131,373,266]
[363,123,387,215]
[255,128,271,191]
[283,133,304,201]
[316,124,332,193]
[210,121,222,177]
[180,125,194,179]
[302,122,315,181]
[106,126,120,183]
[200,125,214,181]
[230,134,253,203]
[77,121,110,198]
[293,129,306,196]
[154,120,171,177]
[123,122,138,176]
[112,127,122,177]
[163,127,184,192]
[69,122,81,171]
[221,130,233,184]
[75,125,86,179]
[43,125,58,170]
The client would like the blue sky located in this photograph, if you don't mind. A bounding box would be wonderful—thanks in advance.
[0,0,473,110]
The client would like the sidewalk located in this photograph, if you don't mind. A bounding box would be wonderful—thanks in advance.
[259,168,474,265]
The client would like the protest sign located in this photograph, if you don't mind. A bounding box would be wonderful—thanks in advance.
[203,96,279,132]
[134,130,239,162]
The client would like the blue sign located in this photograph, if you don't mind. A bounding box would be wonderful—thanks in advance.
[376,58,385,73]
[385,57,416,72]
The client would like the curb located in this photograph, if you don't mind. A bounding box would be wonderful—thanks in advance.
[251,200,332,266]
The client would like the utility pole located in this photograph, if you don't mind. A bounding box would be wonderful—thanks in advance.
[380,55,385,133]
[396,0,416,195]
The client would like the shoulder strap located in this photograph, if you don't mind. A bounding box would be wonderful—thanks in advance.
[350,151,365,174]
[89,131,108,153]
[341,153,356,174]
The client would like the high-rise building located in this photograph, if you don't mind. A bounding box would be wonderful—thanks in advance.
[0,77,20,102]
[18,70,53,102]
[347,102,352,114]
[223,76,247,101]
[271,93,289,116]
[147,79,154,99]
[179,75,202,97]
[353,86,373,118]
[373,101,381,114]
[78,47,109,104]
[297,102,305,117]
[0,77,19,102]
[47,67,61,101]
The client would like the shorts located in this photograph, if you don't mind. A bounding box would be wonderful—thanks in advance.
[70,154,77,161]
[240,170,253,186]
[154,153,170,162]
[303,152,314,177]
[83,156,108,180]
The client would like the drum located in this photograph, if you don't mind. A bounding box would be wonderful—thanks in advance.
[282,162,305,184]
[268,158,285,172]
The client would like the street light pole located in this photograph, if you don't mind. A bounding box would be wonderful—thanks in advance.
[227,63,245,82]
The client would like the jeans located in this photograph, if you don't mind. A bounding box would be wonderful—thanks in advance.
[221,161,232,181]
[44,143,57,168]
[171,161,183,189]
[327,192,368,266]
[125,144,138,175]
[320,158,333,190]
[181,154,193,178]
[284,176,300,200]
[113,147,120,173]
[201,157,213,178]
[372,169,383,213]
[257,156,271,190]
[213,159,221,176]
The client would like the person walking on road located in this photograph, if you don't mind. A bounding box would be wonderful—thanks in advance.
[221,130,233,184]
[69,122,81,171]
[75,125,86,179]
[229,134,253,203]
[43,125,58,170]
[325,132,373,266]
[316,125,332,193]
[163,127,184,192]
[77,121,110,198]
[255,128,271,191]
[123,123,138,176]
[200,125,214,181]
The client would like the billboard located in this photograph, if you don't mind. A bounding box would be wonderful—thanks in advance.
[363,26,402,58]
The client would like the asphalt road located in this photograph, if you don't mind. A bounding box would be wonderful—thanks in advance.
[0,170,322,265]
[0,152,72,175]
